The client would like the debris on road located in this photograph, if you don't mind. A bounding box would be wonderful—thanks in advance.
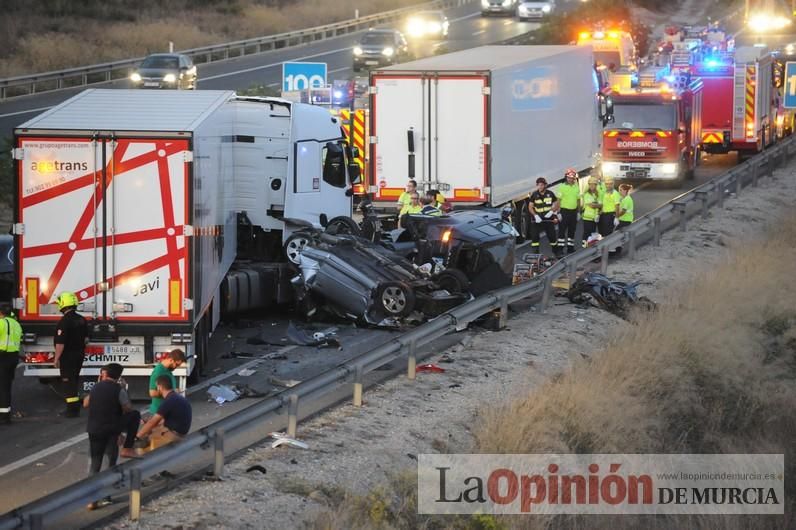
[286,322,340,348]
[416,363,445,374]
[269,432,309,450]
[565,272,656,319]
[208,384,241,404]
[237,368,257,377]
[245,465,267,474]
[269,377,302,388]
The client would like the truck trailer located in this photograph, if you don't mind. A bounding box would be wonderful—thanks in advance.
[368,45,612,210]
[12,89,358,394]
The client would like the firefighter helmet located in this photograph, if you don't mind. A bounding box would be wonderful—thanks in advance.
[565,168,578,178]
[56,292,79,311]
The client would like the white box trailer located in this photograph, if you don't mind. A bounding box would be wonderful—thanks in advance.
[368,45,609,207]
[13,89,355,393]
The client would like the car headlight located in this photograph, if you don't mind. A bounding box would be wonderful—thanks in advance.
[407,19,424,36]
[542,4,551,12]
[163,73,177,83]
[662,163,678,174]
[382,47,395,57]
[353,47,363,56]
[130,72,142,82]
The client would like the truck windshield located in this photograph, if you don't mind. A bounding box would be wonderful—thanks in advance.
[612,103,676,130]
[594,51,622,70]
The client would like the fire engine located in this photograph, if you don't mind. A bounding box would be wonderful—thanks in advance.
[731,46,777,161]
[602,68,703,185]
[694,53,736,154]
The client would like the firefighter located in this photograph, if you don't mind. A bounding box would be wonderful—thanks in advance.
[53,292,88,418]
[528,177,562,257]
[557,168,581,254]
[598,177,621,237]
[581,177,602,247]
[0,303,22,424]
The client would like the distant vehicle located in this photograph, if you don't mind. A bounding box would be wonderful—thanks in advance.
[353,29,411,72]
[130,53,197,90]
[405,10,450,40]
[481,0,519,16]
[516,0,554,20]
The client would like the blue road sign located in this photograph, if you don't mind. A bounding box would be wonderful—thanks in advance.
[784,62,796,109]
[282,62,327,92]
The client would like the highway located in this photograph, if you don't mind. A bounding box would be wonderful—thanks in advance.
[0,0,770,523]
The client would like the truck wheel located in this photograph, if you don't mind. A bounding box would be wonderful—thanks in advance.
[325,216,362,237]
[284,232,312,265]
[376,281,416,317]
[435,268,471,294]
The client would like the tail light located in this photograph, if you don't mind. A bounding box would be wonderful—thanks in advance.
[25,352,55,364]
[441,229,453,243]
[353,183,366,194]
[656,131,673,138]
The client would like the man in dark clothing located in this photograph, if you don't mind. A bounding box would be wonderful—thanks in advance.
[84,363,141,476]
[53,292,88,418]
[528,177,562,258]
[0,303,22,424]
[137,375,192,447]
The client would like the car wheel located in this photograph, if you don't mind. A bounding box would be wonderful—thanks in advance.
[376,281,416,317]
[284,231,313,265]
[435,268,470,294]
[325,216,362,237]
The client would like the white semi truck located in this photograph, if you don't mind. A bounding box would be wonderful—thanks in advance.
[367,45,612,211]
[12,89,359,393]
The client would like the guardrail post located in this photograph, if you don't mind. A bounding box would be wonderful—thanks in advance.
[407,340,417,381]
[717,183,725,208]
[287,394,299,438]
[130,468,142,521]
[627,231,636,261]
[653,217,661,247]
[353,365,363,407]
[213,429,225,477]
[568,260,577,287]
[539,277,552,312]
[695,190,709,219]
[600,246,609,274]
[498,295,509,327]
[673,202,687,232]
[735,171,743,196]
[30,514,43,530]
[751,160,759,187]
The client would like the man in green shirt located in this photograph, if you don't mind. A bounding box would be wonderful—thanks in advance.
[148,349,186,417]
[598,177,621,237]
[396,180,417,212]
[557,168,581,254]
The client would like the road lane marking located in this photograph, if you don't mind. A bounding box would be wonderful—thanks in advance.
[503,20,514,26]
[449,11,481,23]
[472,29,486,36]
[0,345,298,478]
[0,106,54,119]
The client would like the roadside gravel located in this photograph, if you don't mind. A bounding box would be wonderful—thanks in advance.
[108,158,796,530]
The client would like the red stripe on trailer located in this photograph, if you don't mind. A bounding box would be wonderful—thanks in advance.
[154,141,181,280]
[22,226,185,258]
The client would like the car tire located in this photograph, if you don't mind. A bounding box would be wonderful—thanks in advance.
[376,281,416,317]
[284,231,313,265]
[435,268,470,294]
[325,216,362,237]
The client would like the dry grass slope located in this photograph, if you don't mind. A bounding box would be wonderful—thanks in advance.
[310,216,796,530]
[0,0,425,77]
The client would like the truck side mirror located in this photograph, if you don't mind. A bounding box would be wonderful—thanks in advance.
[348,162,362,184]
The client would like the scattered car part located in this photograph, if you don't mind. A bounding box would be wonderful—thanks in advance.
[566,272,656,319]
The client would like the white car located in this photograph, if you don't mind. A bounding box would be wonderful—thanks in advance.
[516,0,555,20]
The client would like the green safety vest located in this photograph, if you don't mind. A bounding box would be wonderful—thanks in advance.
[400,203,422,216]
[558,183,580,210]
[582,191,601,221]
[618,195,634,222]
[0,316,22,353]
[602,190,620,214]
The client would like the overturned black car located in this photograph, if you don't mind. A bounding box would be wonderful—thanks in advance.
[292,209,517,326]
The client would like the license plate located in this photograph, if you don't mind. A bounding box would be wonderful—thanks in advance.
[144,82,159,87]
[83,345,145,365]
[629,170,649,178]
[365,60,378,65]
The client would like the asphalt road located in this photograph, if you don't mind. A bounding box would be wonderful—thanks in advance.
[0,0,740,521]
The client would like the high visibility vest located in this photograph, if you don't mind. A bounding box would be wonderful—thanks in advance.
[601,190,621,214]
[558,183,580,210]
[0,317,22,353]
[400,203,422,216]
[582,191,601,221]
[618,195,634,222]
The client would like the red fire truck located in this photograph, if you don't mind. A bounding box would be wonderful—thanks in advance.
[731,46,776,161]
[602,71,703,185]
[694,55,735,155]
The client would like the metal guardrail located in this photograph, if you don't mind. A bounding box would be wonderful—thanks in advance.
[0,137,793,528]
[0,0,474,101]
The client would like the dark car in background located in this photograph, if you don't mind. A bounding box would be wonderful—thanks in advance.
[353,29,411,71]
[130,53,197,90]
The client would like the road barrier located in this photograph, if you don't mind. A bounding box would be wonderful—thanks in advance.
[0,0,474,101]
[0,137,793,528]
